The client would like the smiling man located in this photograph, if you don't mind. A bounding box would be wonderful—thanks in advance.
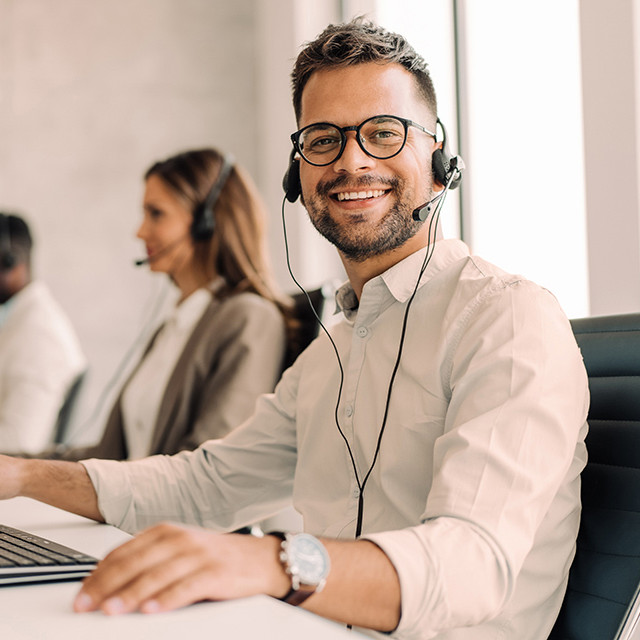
[0,19,589,640]
[299,64,432,272]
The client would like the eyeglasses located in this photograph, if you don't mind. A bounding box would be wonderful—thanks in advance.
[290,114,436,167]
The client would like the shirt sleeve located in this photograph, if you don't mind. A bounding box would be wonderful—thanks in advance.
[0,327,84,454]
[82,357,303,534]
[365,280,589,638]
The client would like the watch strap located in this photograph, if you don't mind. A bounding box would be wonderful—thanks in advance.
[271,531,318,606]
[280,584,317,606]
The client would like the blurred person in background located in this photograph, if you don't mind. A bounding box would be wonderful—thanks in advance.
[53,148,291,461]
[0,212,86,454]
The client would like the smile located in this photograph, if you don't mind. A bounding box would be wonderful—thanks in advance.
[335,189,387,201]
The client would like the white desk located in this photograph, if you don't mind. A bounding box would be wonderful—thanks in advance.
[0,498,366,639]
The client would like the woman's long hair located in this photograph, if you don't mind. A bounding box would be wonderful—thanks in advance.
[144,148,293,322]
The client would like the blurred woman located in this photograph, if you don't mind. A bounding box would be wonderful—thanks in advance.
[59,148,291,460]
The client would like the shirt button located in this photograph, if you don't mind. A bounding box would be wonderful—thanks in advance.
[345,405,353,417]
[352,489,359,499]
[357,326,368,338]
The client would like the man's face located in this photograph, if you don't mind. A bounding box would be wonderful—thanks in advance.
[297,62,438,263]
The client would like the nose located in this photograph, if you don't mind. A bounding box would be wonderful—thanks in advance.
[332,132,376,175]
[136,214,149,240]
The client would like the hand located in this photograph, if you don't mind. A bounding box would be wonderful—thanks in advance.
[73,523,290,615]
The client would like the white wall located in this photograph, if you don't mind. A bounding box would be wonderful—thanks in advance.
[254,0,345,293]
[0,0,262,442]
[581,0,640,316]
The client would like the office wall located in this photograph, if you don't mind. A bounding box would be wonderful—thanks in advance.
[0,0,348,444]
[0,0,263,441]
[581,0,640,315]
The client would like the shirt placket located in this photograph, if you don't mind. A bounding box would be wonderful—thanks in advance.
[339,282,384,508]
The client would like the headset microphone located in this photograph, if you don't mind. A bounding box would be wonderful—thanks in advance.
[412,154,465,222]
[412,193,441,223]
[133,234,190,267]
[135,153,235,267]
[412,119,465,222]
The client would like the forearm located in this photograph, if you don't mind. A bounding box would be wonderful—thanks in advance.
[73,527,401,632]
[293,538,401,632]
[1,455,103,522]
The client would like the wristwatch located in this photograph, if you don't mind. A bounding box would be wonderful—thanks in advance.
[271,531,331,606]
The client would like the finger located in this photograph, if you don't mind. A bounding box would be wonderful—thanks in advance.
[139,567,230,614]
[75,528,167,608]
[140,534,286,612]
[74,524,191,612]
[100,552,206,615]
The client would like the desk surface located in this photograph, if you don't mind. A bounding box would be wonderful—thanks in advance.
[0,498,366,639]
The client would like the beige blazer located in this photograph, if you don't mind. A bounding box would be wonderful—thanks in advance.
[62,292,286,461]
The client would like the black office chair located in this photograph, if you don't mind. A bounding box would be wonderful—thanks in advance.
[52,371,86,446]
[548,313,640,640]
[282,284,332,371]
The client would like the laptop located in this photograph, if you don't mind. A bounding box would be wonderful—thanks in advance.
[0,523,97,585]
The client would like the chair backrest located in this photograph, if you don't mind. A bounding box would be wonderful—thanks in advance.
[548,313,640,640]
[282,285,332,371]
[52,371,86,445]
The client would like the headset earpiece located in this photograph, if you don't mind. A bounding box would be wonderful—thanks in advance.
[283,149,301,203]
[191,154,234,241]
[432,119,463,190]
[0,214,16,271]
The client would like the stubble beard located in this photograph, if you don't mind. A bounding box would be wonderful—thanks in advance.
[304,175,428,263]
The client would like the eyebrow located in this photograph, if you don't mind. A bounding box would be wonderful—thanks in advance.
[303,122,339,132]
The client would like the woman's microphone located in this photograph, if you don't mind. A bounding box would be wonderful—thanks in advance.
[134,234,190,267]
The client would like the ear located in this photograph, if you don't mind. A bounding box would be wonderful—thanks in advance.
[283,151,301,203]
[431,142,447,190]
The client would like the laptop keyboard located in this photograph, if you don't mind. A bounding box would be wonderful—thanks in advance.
[0,523,97,584]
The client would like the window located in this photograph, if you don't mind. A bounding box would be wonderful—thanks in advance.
[375,0,588,317]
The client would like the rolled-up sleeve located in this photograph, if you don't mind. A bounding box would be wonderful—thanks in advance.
[82,363,303,535]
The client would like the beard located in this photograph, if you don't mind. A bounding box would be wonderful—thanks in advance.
[304,174,429,263]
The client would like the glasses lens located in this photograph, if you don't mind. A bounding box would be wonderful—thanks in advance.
[359,116,407,159]
[298,124,343,165]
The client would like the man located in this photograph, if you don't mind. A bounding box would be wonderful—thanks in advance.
[0,212,85,454]
[0,20,589,639]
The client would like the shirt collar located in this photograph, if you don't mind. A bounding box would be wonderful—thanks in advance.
[1,281,42,321]
[166,286,213,332]
[334,239,470,321]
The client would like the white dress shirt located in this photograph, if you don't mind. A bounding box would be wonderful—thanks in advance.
[0,281,86,453]
[121,287,212,459]
[83,239,589,640]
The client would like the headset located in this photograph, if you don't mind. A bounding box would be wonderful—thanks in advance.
[190,154,235,241]
[283,148,302,204]
[135,154,235,267]
[432,119,463,191]
[281,119,464,538]
[283,119,463,205]
[0,214,16,271]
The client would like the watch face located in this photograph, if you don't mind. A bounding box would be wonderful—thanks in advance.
[288,533,330,585]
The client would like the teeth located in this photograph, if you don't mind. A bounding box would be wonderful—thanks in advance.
[336,189,385,201]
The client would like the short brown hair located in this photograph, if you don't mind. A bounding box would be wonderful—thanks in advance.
[291,18,437,123]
